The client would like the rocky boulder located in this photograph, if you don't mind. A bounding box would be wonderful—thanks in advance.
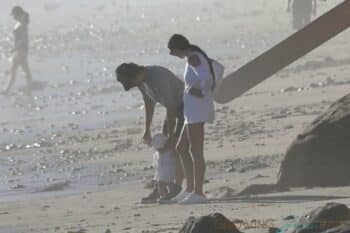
[286,203,350,233]
[321,221,350,233]
[278,93,350,187]
[179,213,242,233]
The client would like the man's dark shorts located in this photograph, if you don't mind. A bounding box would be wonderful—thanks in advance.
[163,103,184,138]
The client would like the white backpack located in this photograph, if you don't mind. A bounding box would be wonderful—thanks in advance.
[194,50,225,96]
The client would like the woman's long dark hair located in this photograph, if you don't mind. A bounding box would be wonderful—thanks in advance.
[168,34,216,89]
[12,6,30,25]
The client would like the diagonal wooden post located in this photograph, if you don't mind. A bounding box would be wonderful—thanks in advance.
[215,0,350,104]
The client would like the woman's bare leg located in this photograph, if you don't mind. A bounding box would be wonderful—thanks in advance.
[21,58,32,87]
[4,55,20,94]
[20,56,33,94]
[176,125,194,193]
[187,123,205,196]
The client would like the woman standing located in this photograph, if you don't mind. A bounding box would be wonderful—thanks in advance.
[3,6,32,95]
[168,34,215,204]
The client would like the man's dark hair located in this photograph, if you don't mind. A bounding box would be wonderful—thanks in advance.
[115,63,144,91]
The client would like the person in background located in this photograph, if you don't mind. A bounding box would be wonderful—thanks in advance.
[287,0,317,30]
[3,6,33,95]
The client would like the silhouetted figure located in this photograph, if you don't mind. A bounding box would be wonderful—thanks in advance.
[287,0,317,30]
[3,6,32,95]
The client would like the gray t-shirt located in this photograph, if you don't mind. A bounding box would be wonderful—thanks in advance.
[138,66,184,108]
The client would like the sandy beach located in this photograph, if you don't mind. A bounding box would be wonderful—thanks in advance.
[0,0,350,232]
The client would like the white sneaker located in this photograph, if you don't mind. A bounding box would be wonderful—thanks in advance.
[179,192,208,205]
[171,190,191,202]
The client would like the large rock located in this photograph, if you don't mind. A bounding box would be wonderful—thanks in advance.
[278,93,350,187]
[321,221,350,233]
[179,213,242,233]
[286,203,350,233]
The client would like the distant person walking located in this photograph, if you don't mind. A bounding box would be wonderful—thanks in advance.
[2,6,32,95]
[167,34,215,204]
[287,0,317,30]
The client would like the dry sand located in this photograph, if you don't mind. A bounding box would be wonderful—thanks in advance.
[0,0,349,232]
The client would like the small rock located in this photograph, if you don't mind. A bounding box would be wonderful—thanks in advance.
[226,166,236,173]
[283,215,295,220]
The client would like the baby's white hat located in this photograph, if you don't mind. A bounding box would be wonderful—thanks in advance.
[152,133,168,150]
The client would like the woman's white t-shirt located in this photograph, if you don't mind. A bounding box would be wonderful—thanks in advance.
[183,51,215,124]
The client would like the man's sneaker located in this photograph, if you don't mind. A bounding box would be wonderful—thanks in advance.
[168,184,182,199]
[158,184,182,204]
[179,192,208,205]
[141,187,159,204]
